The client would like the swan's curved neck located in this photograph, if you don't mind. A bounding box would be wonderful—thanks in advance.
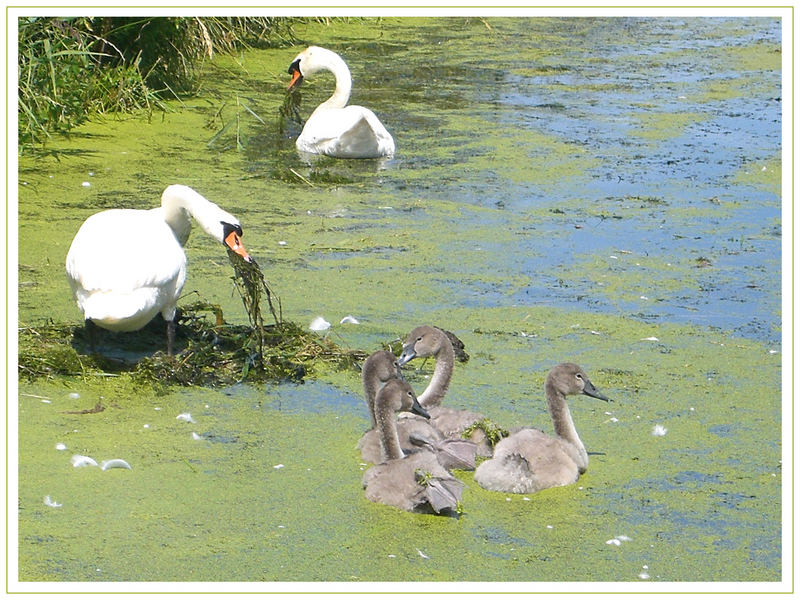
[160,199,193,246]
[376,401,404,462]
[159,185,236,247]
[545,382,588,470]
[418,337,454,409]
[313,51,352,112]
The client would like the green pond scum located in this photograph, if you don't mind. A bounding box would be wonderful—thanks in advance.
[14,16,784,587]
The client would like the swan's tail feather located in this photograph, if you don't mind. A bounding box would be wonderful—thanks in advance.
[415,471,464,515]
[81,288,165,332]
[408,432,477,471]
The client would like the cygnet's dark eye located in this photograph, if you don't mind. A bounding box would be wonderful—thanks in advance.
[416,336,423,342]
[575,373,583,380]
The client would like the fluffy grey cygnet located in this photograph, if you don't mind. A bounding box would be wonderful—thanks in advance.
[398,325,491,456]
[362,378,465,515]
[474,363,611,494]
[358,348,477,470]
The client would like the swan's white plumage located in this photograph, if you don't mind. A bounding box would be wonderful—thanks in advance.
[288,46,395,159]
[67,209,187,331]
[65,184,248,335]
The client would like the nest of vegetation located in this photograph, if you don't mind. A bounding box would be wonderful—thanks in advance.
[18,253,367,388]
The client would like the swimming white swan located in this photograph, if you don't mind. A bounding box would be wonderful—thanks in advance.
[65,184,250,354]
[398,326,492,456]
[474,363,611,494]
[362,378,465,515]
[287,46,395,159]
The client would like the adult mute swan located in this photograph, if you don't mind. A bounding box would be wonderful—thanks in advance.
[474,363,611,495]
[65,184,251,354]
[362,378,465,515]
[287,46,395,159]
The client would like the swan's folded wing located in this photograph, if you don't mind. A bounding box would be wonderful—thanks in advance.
[301,106,394,158]
[67,209,186,293]
[436,439,477,471]
[408,433,477,471]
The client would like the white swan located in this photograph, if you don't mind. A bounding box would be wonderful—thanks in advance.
[65,184,251,354]
[287,46,395,159]
[474,363,611,494]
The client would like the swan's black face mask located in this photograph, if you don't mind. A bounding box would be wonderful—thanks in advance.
[221,221,251,263]
[287,59,304,90]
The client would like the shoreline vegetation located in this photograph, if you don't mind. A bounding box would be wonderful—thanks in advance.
[18,16,304,151]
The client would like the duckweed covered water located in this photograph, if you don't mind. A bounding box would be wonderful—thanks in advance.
[15,16,783,586]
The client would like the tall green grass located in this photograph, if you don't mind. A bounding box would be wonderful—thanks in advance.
[18,16,296,151]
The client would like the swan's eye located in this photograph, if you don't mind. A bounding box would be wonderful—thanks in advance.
[575,373,583,380]
[416,336,423,343]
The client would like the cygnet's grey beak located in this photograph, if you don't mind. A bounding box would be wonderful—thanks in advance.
[410,396,430,419]
[397,346,416,367]
[582,379,612,402]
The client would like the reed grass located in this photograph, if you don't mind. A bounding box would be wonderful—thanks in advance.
[18,16,297,150]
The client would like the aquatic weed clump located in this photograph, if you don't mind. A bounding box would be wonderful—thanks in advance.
[18,251,366,388]
[17,323,97,381]
[133,306,354,387]
[462,417,509,447]
[18,305,365,388]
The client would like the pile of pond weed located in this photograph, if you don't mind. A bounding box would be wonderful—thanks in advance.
[18,253,367,388]
[18,305,366,388]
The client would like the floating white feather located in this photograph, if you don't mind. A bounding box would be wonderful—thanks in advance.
[309,316,331,332]
[71,454,98,468]
[101,459,132,471]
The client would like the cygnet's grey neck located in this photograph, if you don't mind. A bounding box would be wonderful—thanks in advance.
[375,396,404,462]
[362,350,399,429]
[545,379,588,470]
[418,336,454,409]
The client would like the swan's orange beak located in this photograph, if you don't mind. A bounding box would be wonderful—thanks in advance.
[225,230,251,263]
[287,68,303,91]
